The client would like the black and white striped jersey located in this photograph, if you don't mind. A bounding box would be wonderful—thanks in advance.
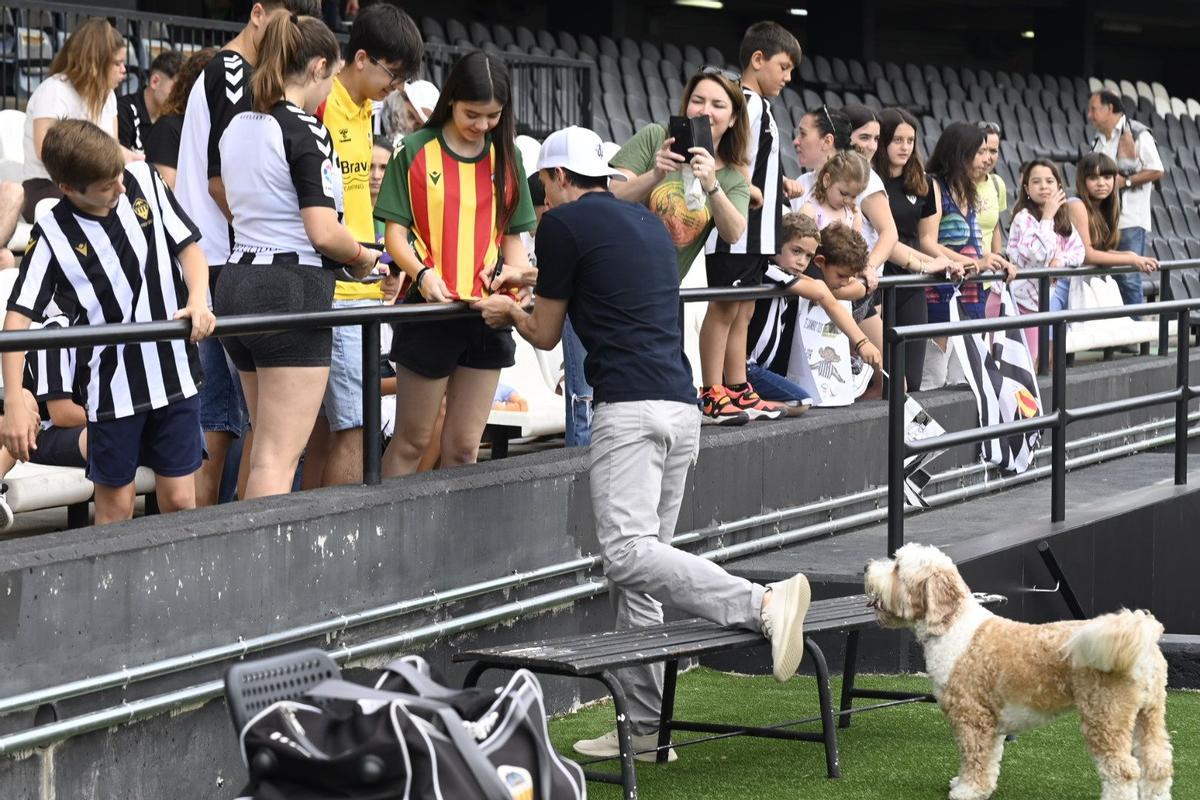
[22,311,76,430]
[220,100,344,269]
[23,312,74,402]
[746,264,801,374]
[8,161,203,422]
[117,90,151,152]
[707,88,783,256]
[175,49,252,266]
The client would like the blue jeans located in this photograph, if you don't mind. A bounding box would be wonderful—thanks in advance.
[1114,227,1147,308]
[562,316,593,447]
[199,337,248,436]
[747,361,812,404]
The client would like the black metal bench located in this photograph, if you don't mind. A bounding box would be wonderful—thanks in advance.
[456,592,1006,799]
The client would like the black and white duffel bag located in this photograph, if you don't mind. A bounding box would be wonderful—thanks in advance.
[231,654,585,799]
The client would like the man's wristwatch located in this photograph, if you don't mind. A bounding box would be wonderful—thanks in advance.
[1124,176,1133,190]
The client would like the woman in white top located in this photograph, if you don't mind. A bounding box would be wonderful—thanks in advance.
[21,17,133,222]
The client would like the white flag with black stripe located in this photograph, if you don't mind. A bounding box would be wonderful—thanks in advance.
[949,286,1044,473]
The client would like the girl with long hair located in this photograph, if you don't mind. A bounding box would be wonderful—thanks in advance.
[873,108,960,389]
[1065,153,1159,276]
[1004,159,1085,362]
[144,48,218,189]
[214,13,382,499]
[20,17,133,221]
[610,67,752,423]
[375,51,537,473]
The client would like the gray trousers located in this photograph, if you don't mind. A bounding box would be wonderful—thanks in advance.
[589,400,765,733]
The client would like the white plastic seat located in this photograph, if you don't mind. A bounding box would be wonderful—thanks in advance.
[1119,79,1137,100]
[514,134,541,179]
[0,109,25,163]
[1136,81,1154,102]
[1087,77,1103,93]
[1170,97,1187,118]
[1152,81,1169,101]
[1188,99,1200,119]
[488,336,565,439]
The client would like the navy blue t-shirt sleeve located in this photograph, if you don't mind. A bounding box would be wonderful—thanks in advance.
[533,214,580,300]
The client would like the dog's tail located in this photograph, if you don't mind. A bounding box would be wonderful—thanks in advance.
[1063,609,1163,674]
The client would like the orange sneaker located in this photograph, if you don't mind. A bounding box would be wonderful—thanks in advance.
[726,383,787,421]
[700,386,750,426]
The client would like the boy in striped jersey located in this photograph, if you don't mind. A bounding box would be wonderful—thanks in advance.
[0,120,215,525]
[699,22,802,422]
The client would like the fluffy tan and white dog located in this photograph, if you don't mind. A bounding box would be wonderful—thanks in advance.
[864,543,1172,800]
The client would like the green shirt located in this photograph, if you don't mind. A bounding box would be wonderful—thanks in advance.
[609,123,750,277]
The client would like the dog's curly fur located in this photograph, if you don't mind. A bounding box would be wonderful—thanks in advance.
[864,544,1172,800]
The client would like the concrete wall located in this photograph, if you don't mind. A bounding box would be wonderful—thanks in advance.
[0,352,1197,797]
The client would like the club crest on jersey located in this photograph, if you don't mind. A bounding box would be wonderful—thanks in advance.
[133,197,151,224]
[74,242,89,257]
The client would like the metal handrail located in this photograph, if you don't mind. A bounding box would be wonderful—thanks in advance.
[884,297,1200,555]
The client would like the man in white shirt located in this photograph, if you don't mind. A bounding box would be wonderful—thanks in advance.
[1087,90,1164,308]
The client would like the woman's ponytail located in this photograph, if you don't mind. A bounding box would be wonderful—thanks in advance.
[251,14,339,113]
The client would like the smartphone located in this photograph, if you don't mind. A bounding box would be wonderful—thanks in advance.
[668,115,692,161]
[668,115,713,161]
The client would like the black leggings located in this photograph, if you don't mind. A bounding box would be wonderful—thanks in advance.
[889,286,928,391]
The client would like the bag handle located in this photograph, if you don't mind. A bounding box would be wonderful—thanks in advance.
[381,658,463,701]
[431,706,513,800]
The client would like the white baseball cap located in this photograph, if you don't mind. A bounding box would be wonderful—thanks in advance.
[403,80,440,123]
[536,126,627,180]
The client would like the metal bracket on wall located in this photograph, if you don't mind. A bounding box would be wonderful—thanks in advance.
[1036,541,1086,620]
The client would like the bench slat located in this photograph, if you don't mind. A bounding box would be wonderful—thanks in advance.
[455,593,1005,675]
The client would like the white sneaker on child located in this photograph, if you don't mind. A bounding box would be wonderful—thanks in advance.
[760,572,812,681]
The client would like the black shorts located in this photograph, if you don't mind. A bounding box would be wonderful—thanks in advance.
[87,395,203,487]
[390,295,516,379]
[705,253,768,288]
[30,425,86,469]
[214,261,337,371]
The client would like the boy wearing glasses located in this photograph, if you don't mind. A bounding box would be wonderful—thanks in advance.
[304,4,422,489]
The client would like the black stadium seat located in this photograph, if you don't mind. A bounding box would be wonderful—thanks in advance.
[875,78,897,107]
[663,42,683,65]
[814,55,835,87]
[866,60,884,82]
[578,33,599,59]
[849,59,868,90]
[832,57,851,87]
[642,41,661,62]
[1153,206,1175,238]
[798,58,818,86]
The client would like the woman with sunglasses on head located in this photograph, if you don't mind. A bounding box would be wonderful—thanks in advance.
[789,104,898,397]
[610,66,752,424]
[374,50,537,475]
[872,108,961,390]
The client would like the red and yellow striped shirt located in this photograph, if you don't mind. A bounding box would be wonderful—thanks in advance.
[373,127,535,300]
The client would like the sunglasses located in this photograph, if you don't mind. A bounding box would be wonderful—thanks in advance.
[977,121,1002,135]
[699,64,741,82]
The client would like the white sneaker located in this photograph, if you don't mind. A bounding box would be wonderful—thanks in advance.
[760,572,812,681]
[572,728,678,763]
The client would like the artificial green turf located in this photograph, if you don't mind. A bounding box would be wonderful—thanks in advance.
[549,669,1198,799]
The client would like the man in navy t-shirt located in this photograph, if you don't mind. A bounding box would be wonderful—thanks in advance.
[475,126,813,763]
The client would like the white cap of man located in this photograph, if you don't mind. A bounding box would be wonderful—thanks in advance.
[403,80,440,123]
[536,126,627,179]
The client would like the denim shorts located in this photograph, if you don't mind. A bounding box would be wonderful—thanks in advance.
[87,394,204,487]
[322,298,381,431]
[198,337,248,436]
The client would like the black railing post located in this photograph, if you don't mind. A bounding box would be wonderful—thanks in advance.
[882,285,896,394]
[362,322,382,486]
[1051,320,1067,523]
[1176,309,1189,486]
[1037,276,1051,376]
[887,337,907,556]
[1159,269,1171,356]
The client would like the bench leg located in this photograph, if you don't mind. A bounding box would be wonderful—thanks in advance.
[805,638,841,779]
[656,659,678,764]
[598,669,639,800]
[838,630,860,730]
[462,661,490,689]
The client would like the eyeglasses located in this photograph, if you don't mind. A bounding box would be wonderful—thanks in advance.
[699,65,741,82]
[977,121,1002,135]
[369,57,404,88]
